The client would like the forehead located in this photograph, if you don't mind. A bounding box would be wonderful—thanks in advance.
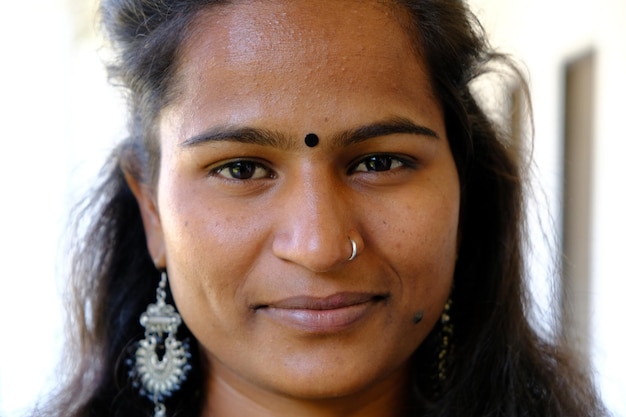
[167,0,439,135]
[183,1,409,64]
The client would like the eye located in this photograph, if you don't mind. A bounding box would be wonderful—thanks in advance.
[212,160,273,180]
[350,154,413,173]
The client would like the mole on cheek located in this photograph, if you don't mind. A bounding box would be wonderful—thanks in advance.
[304,133,319,147]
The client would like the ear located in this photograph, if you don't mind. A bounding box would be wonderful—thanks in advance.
[124,172,167,268]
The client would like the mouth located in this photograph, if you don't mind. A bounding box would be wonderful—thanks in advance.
[253,292,389,333]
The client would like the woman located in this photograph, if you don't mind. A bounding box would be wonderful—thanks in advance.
[43,0,605,416]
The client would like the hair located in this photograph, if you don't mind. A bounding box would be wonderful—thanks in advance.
[36,1,606,416]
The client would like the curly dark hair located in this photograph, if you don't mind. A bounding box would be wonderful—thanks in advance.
[35,1,606,416]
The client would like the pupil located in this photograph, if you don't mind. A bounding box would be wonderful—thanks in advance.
[230,161,255,179]
[368,156,391,171]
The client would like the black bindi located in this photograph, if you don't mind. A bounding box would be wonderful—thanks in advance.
[304,133,319,148]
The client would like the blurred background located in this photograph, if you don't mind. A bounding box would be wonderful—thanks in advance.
[0,0,624,415]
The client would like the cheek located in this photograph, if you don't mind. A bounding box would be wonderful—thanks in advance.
[367,184,459,313]
[156,179,257,326]
[382,196,458,267]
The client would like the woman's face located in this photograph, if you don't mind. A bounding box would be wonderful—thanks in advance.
[137,0,460,406]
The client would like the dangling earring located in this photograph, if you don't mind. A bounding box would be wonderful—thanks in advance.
[425,297,454,400]
[437,298,454,383]
[133,270,191,417]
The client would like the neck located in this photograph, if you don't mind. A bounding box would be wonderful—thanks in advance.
[200,360,411,417]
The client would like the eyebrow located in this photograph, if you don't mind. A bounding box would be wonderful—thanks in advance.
[335,117,439,147]
[180,116,439,150]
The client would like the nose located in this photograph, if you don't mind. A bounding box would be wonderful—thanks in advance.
[272,171,361,272]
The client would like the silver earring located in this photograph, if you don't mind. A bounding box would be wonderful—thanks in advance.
[347,238,358,261]
[134,271,191,417]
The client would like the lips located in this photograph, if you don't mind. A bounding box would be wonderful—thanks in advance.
[254,292,388,333]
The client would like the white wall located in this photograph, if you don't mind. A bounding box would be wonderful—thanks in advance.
[0,1,125,415]
[470,0,626,415]
[0,0,623,415]
[0,1,72,414]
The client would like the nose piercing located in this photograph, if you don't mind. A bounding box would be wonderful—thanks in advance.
[347,238,358,261]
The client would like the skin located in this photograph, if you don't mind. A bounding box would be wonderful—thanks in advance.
[130,1,461,416]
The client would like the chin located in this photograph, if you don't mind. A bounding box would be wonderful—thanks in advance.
[257,354,409,402]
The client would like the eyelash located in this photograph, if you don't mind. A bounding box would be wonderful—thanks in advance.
[348,154,416,174]
[211,159,274,181]
[210,154,415,181]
